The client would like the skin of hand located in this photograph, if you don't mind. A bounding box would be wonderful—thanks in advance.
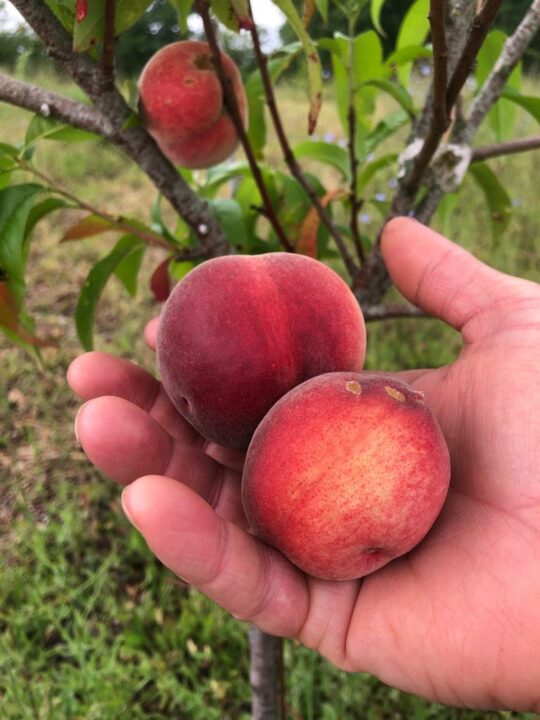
[67,217,540,712]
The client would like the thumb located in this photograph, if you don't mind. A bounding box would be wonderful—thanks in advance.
[381,217,518,340]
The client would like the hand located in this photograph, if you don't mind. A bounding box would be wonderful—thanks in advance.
[67,218,540,711]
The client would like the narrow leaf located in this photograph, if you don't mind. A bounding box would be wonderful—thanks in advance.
[0,281,53,347]
[211,0,253,31]
[356,153,398,195]
[0,183,44,308]
[113,235,145,297]
[468,163,512,242]
[297,188,345,258]
[358,78,415,117]
[25,115,98,146]
[501,88,540,125]
[293,141,351,180]
[76,239,143,350]
[370,0,386,35]
[271,0,323,133]
[168,0,193,33]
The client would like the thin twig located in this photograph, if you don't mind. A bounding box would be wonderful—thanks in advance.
[346,7,365,265]
[361,302,428,322]
[10,0,229,257]
[471,135,540,162]
[248,2,359,278]
[430,0,449,133]
[20,160,174,251]
[446,0,503,111]
[102,0,115,84]
[399,0,450,200]
[197,0,293,252]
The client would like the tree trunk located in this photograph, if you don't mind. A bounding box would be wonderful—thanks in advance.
[249,627,282,720]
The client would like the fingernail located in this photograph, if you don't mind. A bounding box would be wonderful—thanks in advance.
[121,486,140,531]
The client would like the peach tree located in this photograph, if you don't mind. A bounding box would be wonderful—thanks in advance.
[1,0,540,717]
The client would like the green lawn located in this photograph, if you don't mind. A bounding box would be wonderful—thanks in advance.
[1,66,539,719]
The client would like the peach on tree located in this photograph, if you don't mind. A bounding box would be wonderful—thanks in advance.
[138,40,247,169]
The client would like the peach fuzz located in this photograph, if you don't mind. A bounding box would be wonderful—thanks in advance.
[138,40,247,169]
[242,373,451,581]
[156,253,366,449]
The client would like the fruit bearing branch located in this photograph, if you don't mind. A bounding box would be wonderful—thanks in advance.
[196,0,294,253]
[247,3,360,279]
[8,0,230,257]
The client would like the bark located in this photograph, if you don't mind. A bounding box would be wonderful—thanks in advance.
[249,627,281,720]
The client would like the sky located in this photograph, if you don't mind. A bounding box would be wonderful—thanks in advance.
[0,0,286,35]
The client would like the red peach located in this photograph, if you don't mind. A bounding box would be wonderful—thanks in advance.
[242,372,451,581]
[138,40,247,169]
[156,253,366,448]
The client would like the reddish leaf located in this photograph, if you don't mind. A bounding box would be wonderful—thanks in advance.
[150,257,172,302]
[296,188,345,258]
[76,0,88,23]
[0,282,54,347]
[62,215,115,242]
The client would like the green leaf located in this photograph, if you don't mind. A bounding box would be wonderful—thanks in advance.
[476,30,521,142]
[73,0,152,52]
[370,0,386,35]
[25,197,71,242]
[293,141,351,181]
[25,115,98,146]
[168,0,193,33]
[113,235,145,297]
[270,0,323,133]
[468,162,512,243]
[396,0,430,49]
[319,31,383,140]
[44,0,75,33]
[356,153,398,195]
[358,109,409,160]
[76,236,143,350]
[0,143,20,161]
[501,87,540,125]
[358,78,415,118]
[0,184,44,309]
[210,0,251,31]
[314,0,328,23]
[384,45,432,72]
[246,47,300,158]
[209,199,249,250]
[396,0,430,86]
[435,191,459,238]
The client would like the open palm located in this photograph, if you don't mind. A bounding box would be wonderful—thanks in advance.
[68,218,540,711]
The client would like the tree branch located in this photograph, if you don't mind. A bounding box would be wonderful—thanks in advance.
[197,0,293,252]
[460,0,540,143]
[247,6,359,278]
[362,302,428,322]
[101,0,116,85]
[0,73,112,135]
[445,0,503,111]
[471,135,540,162]
[430,0,449,133]
[10,0,230,258]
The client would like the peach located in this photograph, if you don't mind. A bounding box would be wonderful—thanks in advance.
[156,253,366,448]
[138,40,247,169]
[242,373,450,581]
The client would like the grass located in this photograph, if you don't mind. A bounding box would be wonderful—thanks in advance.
[1,64,539,719]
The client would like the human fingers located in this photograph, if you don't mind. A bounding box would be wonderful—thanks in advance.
[381,217,531,342]
[145,316,159,350]
[121,475,309,637]
[68,351,198,444]
[75,396,245,524]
